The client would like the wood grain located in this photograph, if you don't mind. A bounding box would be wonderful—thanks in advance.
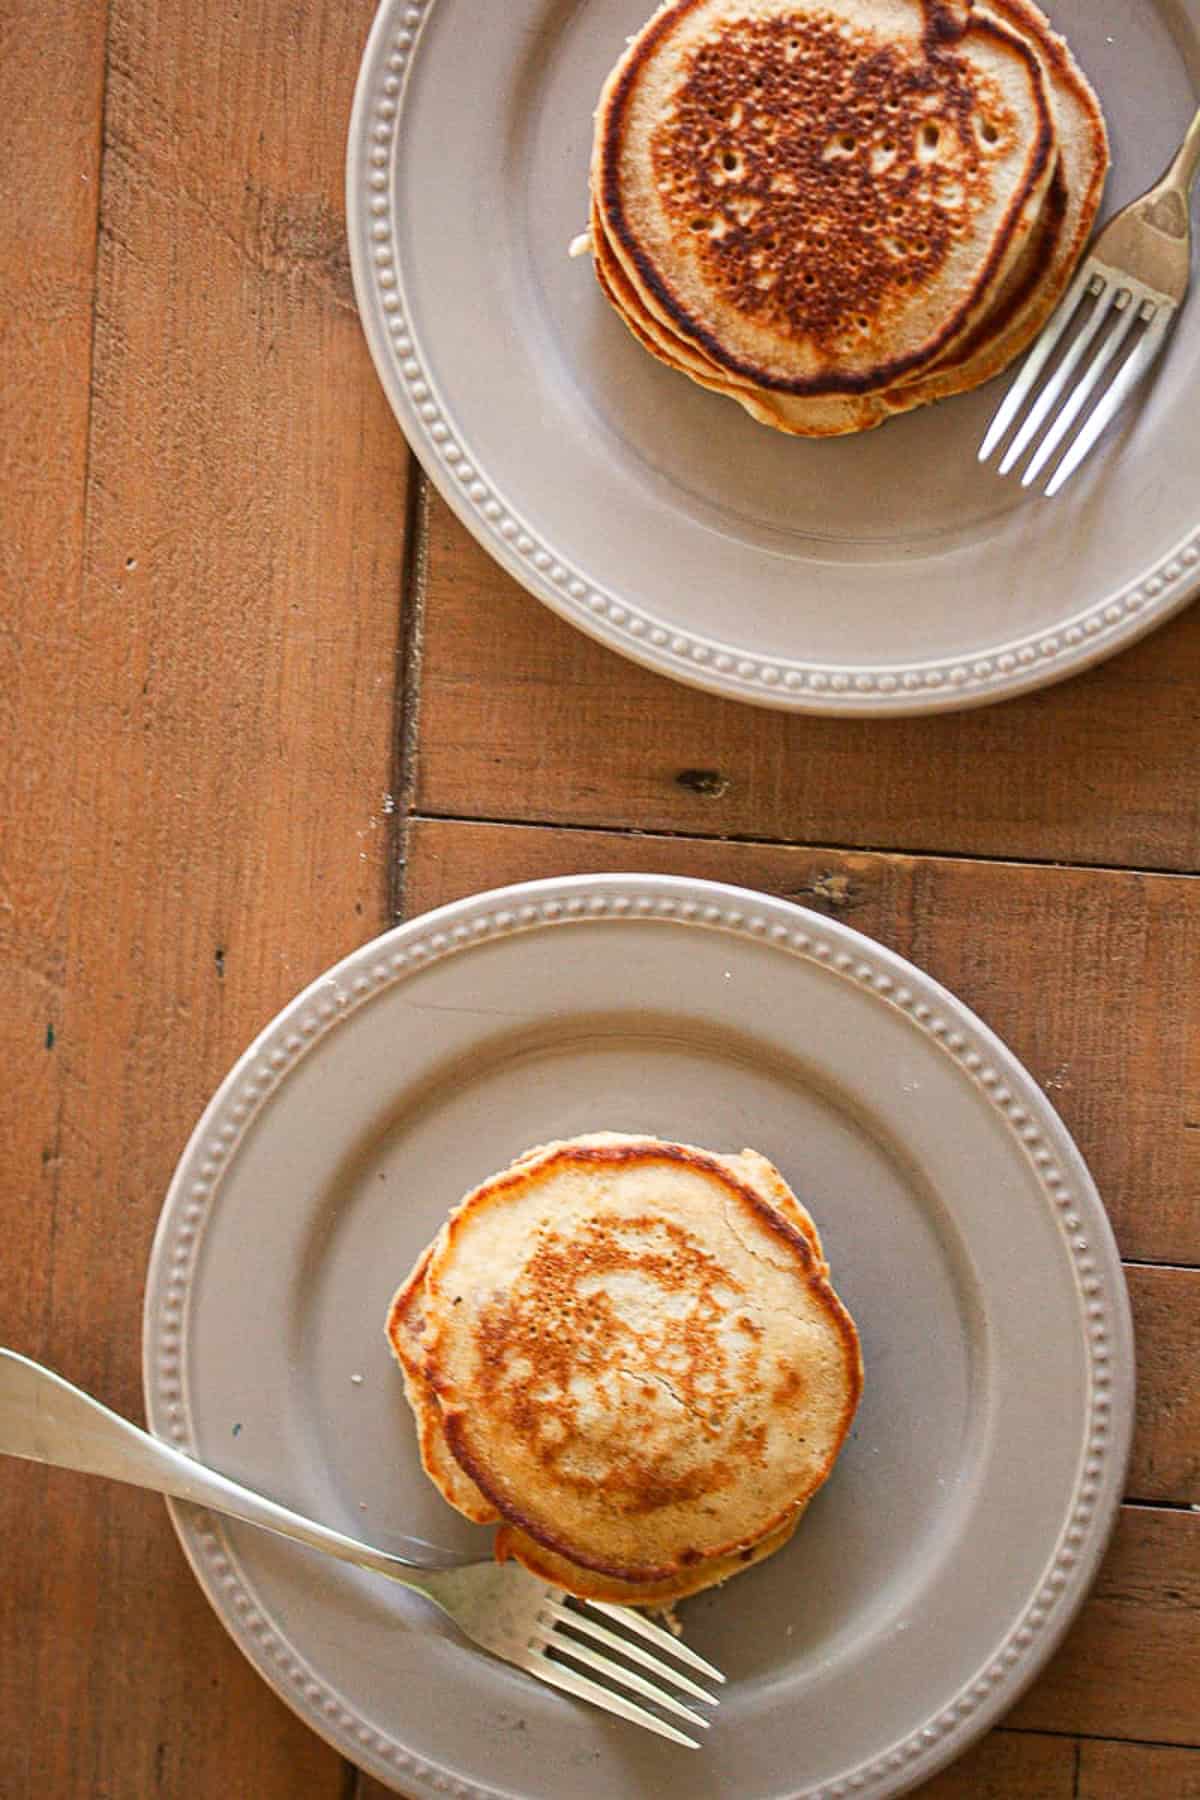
[1129,1266,1200,1505]
[0,2,111,1794]
[0,0,108,1463]
[403,818,1200,1266]
[1080,1741,1200,1798]
[910,1730,1076,1799]
[0,0,409,1794]
[416,496,1200,872]
[1009,1507,1200,1744]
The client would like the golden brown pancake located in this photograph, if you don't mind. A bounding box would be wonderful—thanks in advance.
[386,1238,499,1526]
[495,1509,805,1604]
[386,1137,829,1527]
[594,0,1056,398]
[586,0,1105,435]
[386,1135,858,1602]
[592,193,899,433]
[419,1136,862,1583]
[890,0,1108,403]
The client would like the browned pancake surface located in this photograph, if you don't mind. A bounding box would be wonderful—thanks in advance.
[597,0,1054,396]
[422,1138,862,1581]
[648,15,1015,351]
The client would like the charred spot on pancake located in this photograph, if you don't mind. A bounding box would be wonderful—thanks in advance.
[923,0,970,50]
[649,12,1015,348]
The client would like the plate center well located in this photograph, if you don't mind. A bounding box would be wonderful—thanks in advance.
[294,1014,985,1693]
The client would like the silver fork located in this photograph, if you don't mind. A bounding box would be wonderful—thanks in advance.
[0,1350,722,1748]
[980,105,1200,496]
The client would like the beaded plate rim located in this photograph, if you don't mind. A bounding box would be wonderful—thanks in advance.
[345,0,1200,716]
[143,872,1133,1800]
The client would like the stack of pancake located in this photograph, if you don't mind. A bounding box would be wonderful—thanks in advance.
[586,0,1108,435]
[387,1133,862,1605]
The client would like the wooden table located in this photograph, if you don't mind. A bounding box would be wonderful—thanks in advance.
[2,2,1197,1794]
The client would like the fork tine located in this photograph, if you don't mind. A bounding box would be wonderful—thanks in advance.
[979,265,1099,463]
[1022,296,1142,487]
[533,1625,713,1729]
[521,1648,701,1748]
[582,1599,726,1682]
[997,279,1114,474]
[1043,308,1173,497]
[538,1600,717,1703]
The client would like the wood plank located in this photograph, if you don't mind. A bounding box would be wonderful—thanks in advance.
[1128,1266,1200,1505]
[910,1730,1076,1799]
[417,496,1200,872]
[1080,1741,1200,1798]
[0,2,111,1796]
[0,0,107,1471]
[0,0,410,1795]
[402,818,1200,1266]
[1009,1507,1200,1744]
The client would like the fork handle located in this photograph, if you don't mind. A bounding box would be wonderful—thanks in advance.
[1164,104,1200,195]
[0,1349,431,1583]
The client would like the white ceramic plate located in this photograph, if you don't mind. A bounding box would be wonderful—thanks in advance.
[144,874,1132,1800]
[347,0,1200,713]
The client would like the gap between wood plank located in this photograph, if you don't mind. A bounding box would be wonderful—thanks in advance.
[391,466,430,923]
[1122,1259,1200,1273]
[407,809,1200,885]
[1008,1726,1200,1753]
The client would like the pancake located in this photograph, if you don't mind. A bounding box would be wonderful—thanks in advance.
[495,1509,805,1605]
[386,1135,830,1530]
[726,1144,828,1272]
[419,1136,862,1582]
[510,1134,829,1265]
[386,1135,856,1601]
[588,0,1105,434]
[891,0,1107,403]
[386,1238,499,1526]
[591,194,898,433]
[594,0,1056,398]
[591,169,1061,431]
